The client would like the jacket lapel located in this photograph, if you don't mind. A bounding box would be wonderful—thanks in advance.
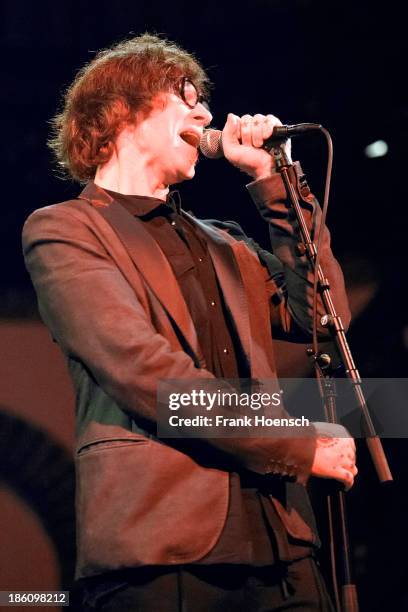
[187,214,276,378]
[185,214,252,367]
[78,183,202,362]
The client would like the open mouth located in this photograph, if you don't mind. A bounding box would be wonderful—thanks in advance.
[179,131,201,148]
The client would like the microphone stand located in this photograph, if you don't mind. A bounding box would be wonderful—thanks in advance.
[272,144,393,612]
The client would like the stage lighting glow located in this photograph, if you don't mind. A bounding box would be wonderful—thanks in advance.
[364,140,388,158]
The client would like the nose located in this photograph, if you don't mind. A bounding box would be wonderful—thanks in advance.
[192,102,213,127]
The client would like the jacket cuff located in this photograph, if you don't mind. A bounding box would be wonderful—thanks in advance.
[246,161,315,223]
[263,431,317,486]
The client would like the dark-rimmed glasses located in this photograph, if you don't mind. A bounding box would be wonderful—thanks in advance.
[178,77,210,111]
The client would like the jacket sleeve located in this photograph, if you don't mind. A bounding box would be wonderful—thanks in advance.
[22,203,316,483]
[244,161,351,340]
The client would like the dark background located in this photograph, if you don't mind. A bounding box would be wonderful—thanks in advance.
[1,0,408,609]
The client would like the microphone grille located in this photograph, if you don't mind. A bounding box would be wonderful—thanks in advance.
[199,129,224,159]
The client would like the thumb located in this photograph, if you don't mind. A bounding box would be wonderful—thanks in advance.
[222,113,240,146]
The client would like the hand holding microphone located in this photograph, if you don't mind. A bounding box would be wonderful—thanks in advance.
[200,113,321,180]
[223,113,289,180]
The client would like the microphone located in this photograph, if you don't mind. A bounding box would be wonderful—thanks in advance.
[200,123,322,159]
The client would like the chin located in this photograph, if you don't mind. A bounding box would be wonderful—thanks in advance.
[173,166,196,184]
[185,165,196,180]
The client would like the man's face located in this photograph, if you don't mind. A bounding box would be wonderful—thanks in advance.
[129,83,213,186]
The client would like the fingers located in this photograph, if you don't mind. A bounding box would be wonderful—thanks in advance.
[235,113,282,148]
[335,440,358,490]
[338,461,358,490]
[221,111,289,177]
[338,468,355,491]
[239,115,251,146]
[222,113,241,146]
[262,115,276,142]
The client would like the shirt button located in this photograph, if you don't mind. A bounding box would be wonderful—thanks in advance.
[171,220,176,226]
[210,300,216,307]
[223,348,229,354]
[198,257,203,262]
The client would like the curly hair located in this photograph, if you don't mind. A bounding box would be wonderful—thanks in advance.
[48,33,210,182]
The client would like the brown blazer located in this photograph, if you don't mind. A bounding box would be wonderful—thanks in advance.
[22,168,350,578]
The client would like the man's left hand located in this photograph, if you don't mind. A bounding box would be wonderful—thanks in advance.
[221,112,292,180]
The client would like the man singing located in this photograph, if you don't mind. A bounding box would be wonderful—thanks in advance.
[23,34,357,611]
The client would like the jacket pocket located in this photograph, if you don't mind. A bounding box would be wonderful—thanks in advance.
[77,435,150,456]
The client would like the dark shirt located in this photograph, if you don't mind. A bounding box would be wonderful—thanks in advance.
[105,188,311,565]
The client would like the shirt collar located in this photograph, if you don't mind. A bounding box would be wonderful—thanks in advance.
[78,180,183,218]
[103,189,169,217]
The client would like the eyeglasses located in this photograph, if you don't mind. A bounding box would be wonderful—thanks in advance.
[178,77,210,111]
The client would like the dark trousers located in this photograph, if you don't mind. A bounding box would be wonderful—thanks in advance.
[78,558,334,611]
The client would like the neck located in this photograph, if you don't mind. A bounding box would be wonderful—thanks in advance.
[94,146,169,201]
